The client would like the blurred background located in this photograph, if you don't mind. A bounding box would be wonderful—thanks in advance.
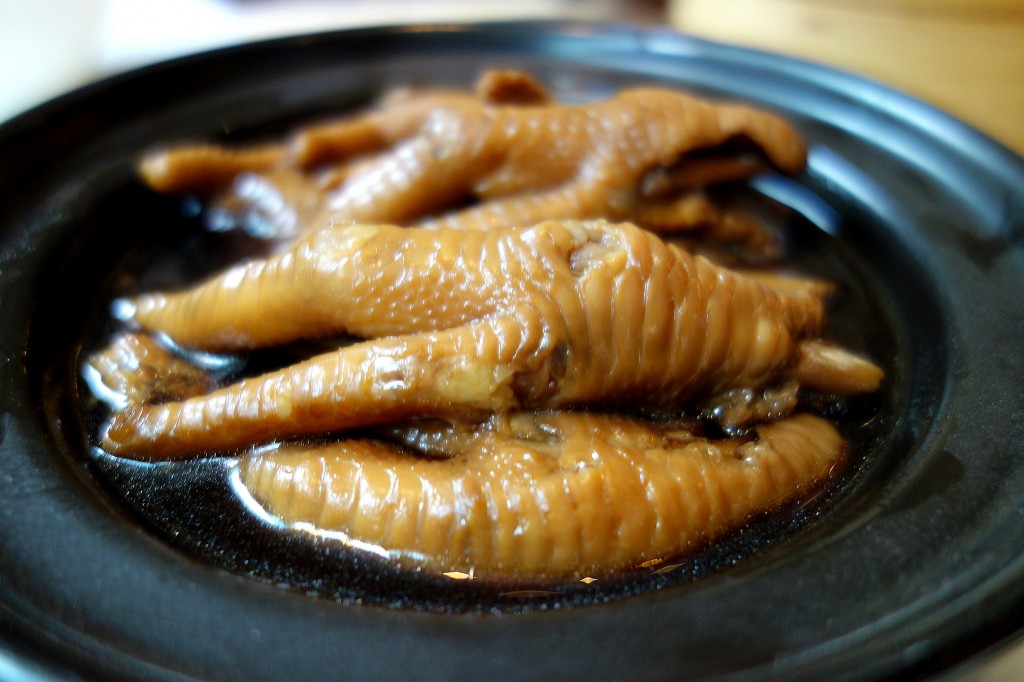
[1,0,1021,153]
[0,0,1022,678]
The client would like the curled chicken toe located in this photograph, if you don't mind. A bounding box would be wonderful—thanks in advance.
[83,332,215,406]
[103,220,881,459]
[139,69,805,243]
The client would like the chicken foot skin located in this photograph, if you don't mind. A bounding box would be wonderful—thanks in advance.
[103,220,881,459]
[138,69,554,195]
[238,411,845,578]
[139,70,805,241]
[84,336,846,578]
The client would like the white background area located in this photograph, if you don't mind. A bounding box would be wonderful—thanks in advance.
[0,0,642,122]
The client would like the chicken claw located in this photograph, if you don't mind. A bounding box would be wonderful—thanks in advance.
[139,69,805,241]
[239,411,845,578]
[102,220,881,459]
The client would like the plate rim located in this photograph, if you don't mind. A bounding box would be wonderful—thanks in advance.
[1,19,1023,681]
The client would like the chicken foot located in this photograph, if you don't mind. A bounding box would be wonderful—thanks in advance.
[139,70,805,244]
[101,220,881,459]
[238,410,845,577]
[84,334,846,577]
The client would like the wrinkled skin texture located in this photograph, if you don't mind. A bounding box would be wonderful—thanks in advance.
[239,411,845,578]
[139,69,803,252]
[82,73,885,579]
[99,220,880,459]
[82,332,214,406]
[86,335,847,578]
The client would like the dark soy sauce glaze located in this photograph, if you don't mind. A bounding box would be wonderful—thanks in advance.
[68,177,897,615]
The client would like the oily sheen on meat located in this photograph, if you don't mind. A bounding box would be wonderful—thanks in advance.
[101,220,880,459]
[84,70,884,580]
[139,69,804,250]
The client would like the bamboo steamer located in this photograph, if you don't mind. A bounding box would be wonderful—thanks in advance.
[669,0,1024,154]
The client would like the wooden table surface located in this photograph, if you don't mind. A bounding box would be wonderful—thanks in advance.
[669,2,1024,678]
[669,0,1024,155]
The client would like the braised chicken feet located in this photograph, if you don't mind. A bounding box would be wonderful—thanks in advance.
[240,410,845,577]
[86,333,848,578]
[99,219,880,459]
[139,69,804,253]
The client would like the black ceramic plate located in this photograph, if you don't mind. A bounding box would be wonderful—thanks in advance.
[2,22,1023,681]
